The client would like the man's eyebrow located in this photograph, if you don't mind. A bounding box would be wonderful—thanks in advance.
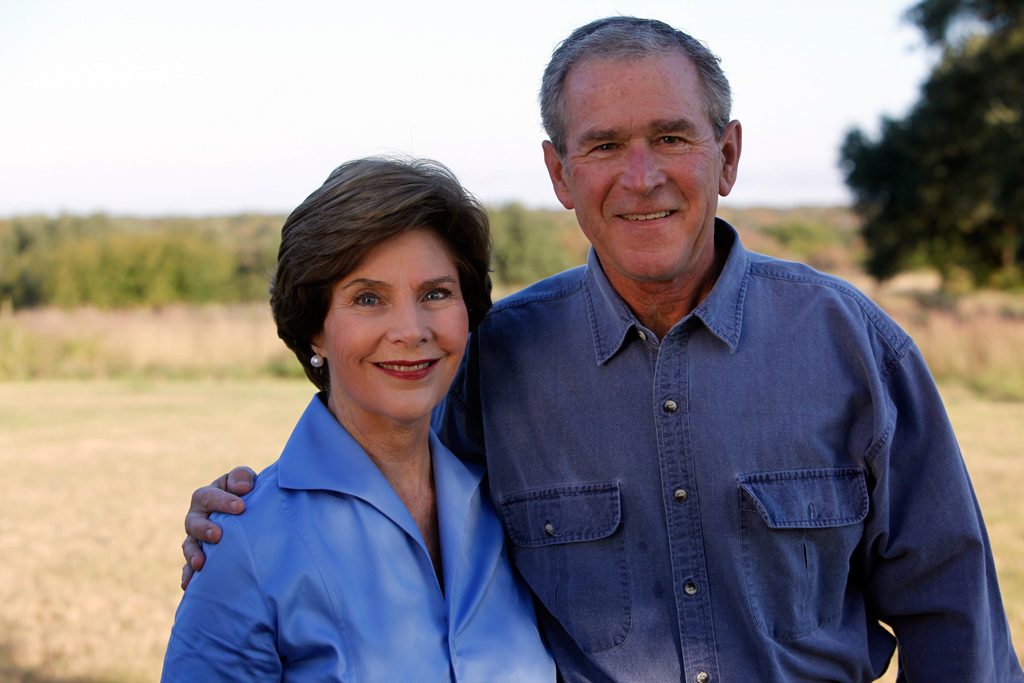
[576,118,702,146]
[651,118,700,136]
[577,128,620,146]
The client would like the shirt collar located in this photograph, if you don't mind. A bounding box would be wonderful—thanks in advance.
[690,219,748,351]
[277,394,486,587]
[584,218,749,365]
[277,393,484,499]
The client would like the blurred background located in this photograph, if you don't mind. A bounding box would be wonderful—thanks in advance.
[0,1,1021,681]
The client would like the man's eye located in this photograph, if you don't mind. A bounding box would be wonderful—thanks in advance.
[594,143,616,152]
[659,136,682,144]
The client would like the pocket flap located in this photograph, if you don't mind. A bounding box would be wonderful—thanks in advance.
[501,483,621,547]
[738,467,868,529]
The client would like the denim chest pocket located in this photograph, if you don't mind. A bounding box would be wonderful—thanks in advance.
[737,467,868,640]
[500,483,631,653]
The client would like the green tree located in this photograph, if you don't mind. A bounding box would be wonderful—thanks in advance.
[841,0,1024,289]
[0,213,282,309]
[489,203,577,287]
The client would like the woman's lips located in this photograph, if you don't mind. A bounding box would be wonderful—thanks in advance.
[374,359,438,380]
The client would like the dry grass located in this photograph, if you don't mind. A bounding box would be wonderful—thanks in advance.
[0,304,298,381]
[0,380,312,683]
[866,273,1024,400]
[0,379,1021,682]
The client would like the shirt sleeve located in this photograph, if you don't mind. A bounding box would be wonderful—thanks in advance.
[862,344,1023,681]
[161,513,282,682]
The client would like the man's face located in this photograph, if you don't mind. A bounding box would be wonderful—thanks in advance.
[543,52,741,297]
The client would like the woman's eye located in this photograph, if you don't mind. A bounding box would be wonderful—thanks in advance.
[425,288,452,301]
[355,294,378,306]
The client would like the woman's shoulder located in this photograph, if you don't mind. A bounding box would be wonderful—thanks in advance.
[209,461,285,533]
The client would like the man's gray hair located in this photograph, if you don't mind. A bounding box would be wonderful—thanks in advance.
[540,16,732,157]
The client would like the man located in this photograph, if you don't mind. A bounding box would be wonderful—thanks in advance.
[182,17,1023,681]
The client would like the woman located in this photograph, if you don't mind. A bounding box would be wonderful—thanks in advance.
[162,158,554,681]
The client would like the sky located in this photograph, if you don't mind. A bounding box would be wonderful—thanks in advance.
[0,0,936,217]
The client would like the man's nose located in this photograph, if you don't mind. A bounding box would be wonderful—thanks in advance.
[621,145,665,194]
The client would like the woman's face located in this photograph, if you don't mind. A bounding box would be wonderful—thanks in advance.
[312,229,469,436]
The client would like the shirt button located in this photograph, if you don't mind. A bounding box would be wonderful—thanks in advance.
[544,523,554,536]
[674,488,688,502]
[637,329,647,341]
[663,399,678,413]
[685,582,698,595]
[695,672,710,683]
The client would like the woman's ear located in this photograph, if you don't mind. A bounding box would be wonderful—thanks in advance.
[310,335,324,359]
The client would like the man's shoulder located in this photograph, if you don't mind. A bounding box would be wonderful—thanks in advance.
[745,251,863,294]
[488,265,589,317]
[744,250,910,352]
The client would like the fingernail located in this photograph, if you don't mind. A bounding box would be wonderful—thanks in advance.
[205,529,215,541]
[229,501,241,513]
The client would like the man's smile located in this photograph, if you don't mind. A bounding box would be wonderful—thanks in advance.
[620,210,674,221]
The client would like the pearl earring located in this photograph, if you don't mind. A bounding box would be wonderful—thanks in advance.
[310,353,324,368]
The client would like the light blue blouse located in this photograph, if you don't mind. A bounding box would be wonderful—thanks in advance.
[162,394,554,682]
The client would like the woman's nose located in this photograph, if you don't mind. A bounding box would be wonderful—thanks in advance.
[386,300,429,346]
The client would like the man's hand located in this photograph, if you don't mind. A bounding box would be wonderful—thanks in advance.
[180,466,257,590]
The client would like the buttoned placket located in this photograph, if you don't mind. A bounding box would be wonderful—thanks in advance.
[653,322,721,683]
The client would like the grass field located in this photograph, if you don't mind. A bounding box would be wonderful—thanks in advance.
[0,380,311,683]
[0,379,1021,682]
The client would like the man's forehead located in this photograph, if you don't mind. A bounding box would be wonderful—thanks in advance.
[564,48,696,82]
[561,52,701,105]
[561,53,710,143]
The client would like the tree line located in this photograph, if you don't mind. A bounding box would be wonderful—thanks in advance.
[0,213,280,309]
[0,206,588,310]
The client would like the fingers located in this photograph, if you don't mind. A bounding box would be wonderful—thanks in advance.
[183,482,243,556]
[184,496,230,544]
[182,533,207,565]
[180,535,204,591]
[178,467,255,591]
[192,483,246,518]
[225,466,257,496]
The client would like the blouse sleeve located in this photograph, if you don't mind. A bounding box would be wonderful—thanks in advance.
[161,513,282,682]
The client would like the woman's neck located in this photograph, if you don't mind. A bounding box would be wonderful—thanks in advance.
[327,396,445,590]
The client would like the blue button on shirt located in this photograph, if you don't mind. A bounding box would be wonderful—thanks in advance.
[435,220,1023,682]
[163,395,555,682]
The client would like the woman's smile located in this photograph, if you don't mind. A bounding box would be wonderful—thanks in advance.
[374,359,440,380]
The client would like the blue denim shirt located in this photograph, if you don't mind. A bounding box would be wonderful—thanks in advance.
[435,220,1023,682]
[164,395,555,682]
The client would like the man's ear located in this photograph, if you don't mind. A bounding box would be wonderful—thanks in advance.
[542,140,575,210]
[718,120,742,197]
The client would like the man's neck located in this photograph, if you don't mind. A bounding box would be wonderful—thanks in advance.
[606,242,727,340]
